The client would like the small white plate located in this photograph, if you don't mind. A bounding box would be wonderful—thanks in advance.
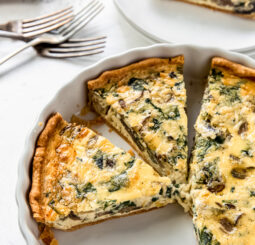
[115,0,255,53]
[16,44,255,245]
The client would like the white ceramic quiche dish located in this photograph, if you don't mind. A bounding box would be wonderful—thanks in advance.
[16,44,255,245]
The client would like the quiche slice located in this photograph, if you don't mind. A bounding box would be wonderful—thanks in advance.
[88,57,190,210]
[190,58,255,244]
[176,0,255,19]
[29,113,174,231]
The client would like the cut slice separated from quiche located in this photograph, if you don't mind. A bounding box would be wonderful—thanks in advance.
[29,113,174,231]
[176,0,255,19]
[88,57,190,210]
[190,58,255,245]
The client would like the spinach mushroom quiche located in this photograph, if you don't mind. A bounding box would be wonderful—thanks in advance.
[190,58,255,245]
[88,57,190,210]
[176,0,255,19]
[29,113,174,231]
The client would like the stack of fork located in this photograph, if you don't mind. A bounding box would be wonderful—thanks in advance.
[0,0,106,64]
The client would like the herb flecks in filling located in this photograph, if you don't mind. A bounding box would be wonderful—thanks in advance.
[90,58,188,210]
[191,63,255,245]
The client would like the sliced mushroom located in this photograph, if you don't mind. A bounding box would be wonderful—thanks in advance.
[207,181,225,193]
[118,99,126,109]
[219,218,234,232]
[238,121,248,135]
[215,202,223,208]
[234,213,243,225]
[106,159,116,168]
[68,211,81,220]
[229,154,241,163]
[224,203,236,209]
[231,168,247,179]
[87,135,99,147]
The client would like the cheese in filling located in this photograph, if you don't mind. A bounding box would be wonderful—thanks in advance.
[190,61,255,245]
[33,114,174,230]
[88,57,190,211]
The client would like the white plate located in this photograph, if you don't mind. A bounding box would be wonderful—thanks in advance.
[114,0,255,53]
[16,44,255,245]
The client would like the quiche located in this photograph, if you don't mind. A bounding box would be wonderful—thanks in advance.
[190,58,255,245]
[29,113,174,231]
[88,57,190,210]
[176,0,255,19]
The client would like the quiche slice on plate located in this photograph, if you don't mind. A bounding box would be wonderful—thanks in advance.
[88,57,190,210]
[190,58,255,244]
[177,0,255,19]
[29,113,173,231]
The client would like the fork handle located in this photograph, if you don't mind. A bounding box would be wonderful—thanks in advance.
[0,22,9,31]
[0,38,41,65]
[0,30,23,39]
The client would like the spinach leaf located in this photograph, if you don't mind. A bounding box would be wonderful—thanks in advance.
[71,182,96,199]
[82,182,96,193]
[108,171,129,192]
[219,85,241,104]
[169,71,177,78]
[211,68,223,81]
[125,158,135,169]
[128,78,146,91]
[199,227,212,245]
[115,201,136,212]
[145,98,180,120]
[150,118,161,131]
[93,151,104,169]
[166,186,172,198]
[196,136,224,161]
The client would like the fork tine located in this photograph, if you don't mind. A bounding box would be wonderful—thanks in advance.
[23,6,73,23]
[22,8,73,28]
[23,17,73,38]
[22,14,73,34]
[64,36,106,43]
[41,48,104,58]
[59,38,106,47]
[57,0,98,34]
[47,44,105,53]
[59,40,106,48]
[62,3,104,39]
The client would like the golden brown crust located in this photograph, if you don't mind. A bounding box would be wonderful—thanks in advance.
[212,57,255,79]
[29,113,66,224]
[175,0,255,20]
[88,56,184,90]
[39,223,58,245]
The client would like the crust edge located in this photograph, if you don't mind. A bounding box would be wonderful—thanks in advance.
[87,56,184,90]
[29,112,65,223]
[175,0,255,20]
[212,57,255,79]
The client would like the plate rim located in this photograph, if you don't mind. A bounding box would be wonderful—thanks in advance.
[114,0,255,54]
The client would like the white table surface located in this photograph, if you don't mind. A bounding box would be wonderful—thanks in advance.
[0,1,153,244]
[0,1,253,244]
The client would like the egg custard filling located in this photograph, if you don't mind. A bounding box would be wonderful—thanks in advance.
[88,57,190,210]
[29,113,174,230]
[190,58,255,245]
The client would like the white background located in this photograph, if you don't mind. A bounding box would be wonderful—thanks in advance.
[0,1,153,244]
[0,1,253,244]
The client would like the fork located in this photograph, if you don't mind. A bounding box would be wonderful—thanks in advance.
[0,0,103,65]
[35,36,106,58]
[0,6,74,39]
